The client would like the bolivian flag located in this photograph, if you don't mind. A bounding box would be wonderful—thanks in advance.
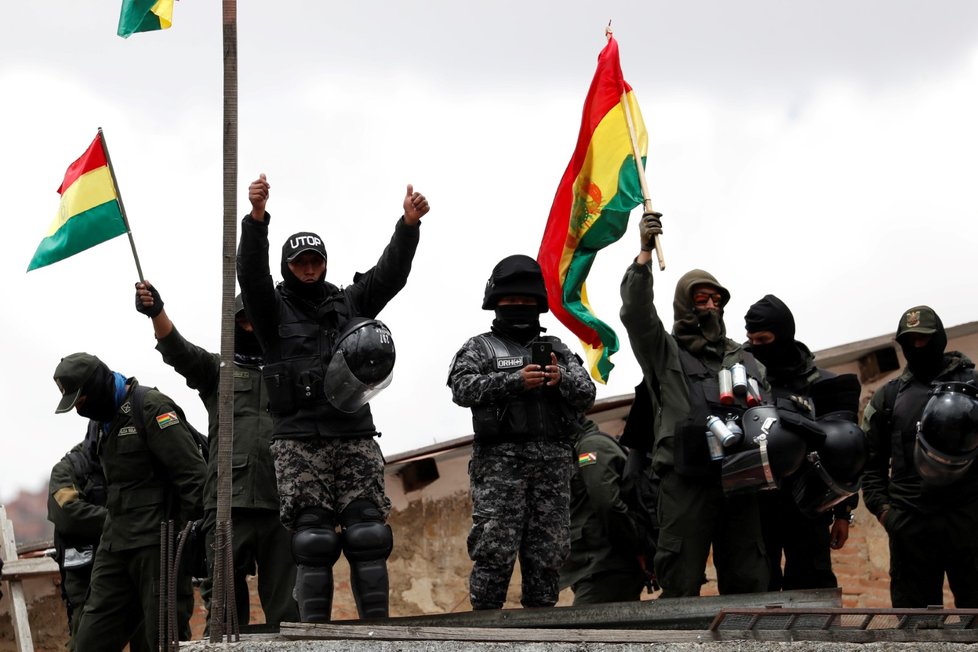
[118,0,174,38]
[28,133,127,272]
[538,35,648,384]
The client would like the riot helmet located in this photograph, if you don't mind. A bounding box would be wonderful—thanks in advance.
[914,382,978,486]
[721,405,807,494]
[791,412,866,515]
[324,318,396,413]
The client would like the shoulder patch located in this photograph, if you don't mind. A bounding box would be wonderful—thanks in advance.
[578,451,598,467]
[156,412,180,429]
[118,426,139,436]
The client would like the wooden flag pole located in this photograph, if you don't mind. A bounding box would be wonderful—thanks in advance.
[607,27,666,271]
[211,0,240,643]
[97,127,146,281]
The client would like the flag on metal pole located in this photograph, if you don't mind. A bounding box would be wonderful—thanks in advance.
[537,33,649,384]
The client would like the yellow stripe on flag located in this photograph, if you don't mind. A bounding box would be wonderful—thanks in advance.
[46,167,117,237]
[152,0,174,29]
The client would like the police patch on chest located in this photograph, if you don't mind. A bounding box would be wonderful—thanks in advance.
[120,401,132,414]
[118,426,139,437]
[495,356,525,370]
[233,370,250,379]
[156,412,180,429]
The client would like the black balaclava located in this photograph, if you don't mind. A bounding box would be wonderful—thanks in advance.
[234,321,264,361]
[76,362,118,422]
[484,255,548,345]
[281,233,328,302]
[672,269,730,360]
[898,323,948,383]
[743,294,803,370]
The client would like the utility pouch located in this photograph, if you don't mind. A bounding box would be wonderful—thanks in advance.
[263,362,296,414]
[674,423,717,478]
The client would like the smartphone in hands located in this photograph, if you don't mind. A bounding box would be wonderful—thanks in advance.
[531,341,553,368]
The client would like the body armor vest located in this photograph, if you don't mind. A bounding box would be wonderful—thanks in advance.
[674,347,765,477]
[261,290,377,436]
[470,333,574,444]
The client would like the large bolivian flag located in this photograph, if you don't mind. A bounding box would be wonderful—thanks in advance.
[118,0,174,38]
[28,133,127,272]
[537,35,648,384]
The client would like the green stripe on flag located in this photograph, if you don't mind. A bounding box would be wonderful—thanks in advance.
[28,201,127,271]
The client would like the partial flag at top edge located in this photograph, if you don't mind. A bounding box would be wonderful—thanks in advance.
[537,34,649,384]
[27,132,127,272]
[118,0,174,38]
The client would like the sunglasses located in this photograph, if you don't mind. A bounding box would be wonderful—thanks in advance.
[693,292,723,307]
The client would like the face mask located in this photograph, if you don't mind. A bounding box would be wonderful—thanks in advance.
[493,305,541,342]
[234,323,263,359]
[749,339,799,371]
[901,332,947,382]
[697,309,723,343]
[76,365,118,422]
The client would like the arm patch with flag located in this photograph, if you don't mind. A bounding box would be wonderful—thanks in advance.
[537,35,648,384]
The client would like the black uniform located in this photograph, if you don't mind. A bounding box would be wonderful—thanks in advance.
[237,210,420,621]
[862,306,978,607]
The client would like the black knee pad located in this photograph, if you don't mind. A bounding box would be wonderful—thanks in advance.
[291,508,341,567]
[342,521,393,562]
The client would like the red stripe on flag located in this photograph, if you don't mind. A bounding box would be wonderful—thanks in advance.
[538,36,630,346]
[57,133,108,195]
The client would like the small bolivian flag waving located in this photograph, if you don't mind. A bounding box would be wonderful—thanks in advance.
[118,0,174,38]
[537,35,648,384]
[28,132,127,272]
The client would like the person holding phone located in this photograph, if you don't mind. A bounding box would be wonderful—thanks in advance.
[448,254,596,610]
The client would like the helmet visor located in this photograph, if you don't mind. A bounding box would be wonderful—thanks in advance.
[325,350,394,413]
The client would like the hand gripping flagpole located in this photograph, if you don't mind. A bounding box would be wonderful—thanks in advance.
[607,26,666,271]
[97,127,146,281]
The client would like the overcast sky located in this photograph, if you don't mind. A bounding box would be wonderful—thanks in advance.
[3,1,978,502]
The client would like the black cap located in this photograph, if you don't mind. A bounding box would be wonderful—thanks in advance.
[53,353,103,413]
[282,232,327,264]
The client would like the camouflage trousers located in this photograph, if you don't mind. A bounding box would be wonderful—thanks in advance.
[270,436,392,529]
[467,441,573,609]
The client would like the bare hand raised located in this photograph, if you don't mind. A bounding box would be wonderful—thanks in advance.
[403,184,430,225]
[249,173,270,221]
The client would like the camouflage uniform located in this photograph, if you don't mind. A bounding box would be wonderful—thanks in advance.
[449,333,595,609]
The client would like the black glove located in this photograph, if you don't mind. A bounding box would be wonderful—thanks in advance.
[640,211,663,252]
[135,284,164,318]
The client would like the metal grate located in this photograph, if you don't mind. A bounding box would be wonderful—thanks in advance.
[711,607,978,632]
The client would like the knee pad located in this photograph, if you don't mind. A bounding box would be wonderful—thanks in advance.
[292,508,341,567]
[342,521,393,563]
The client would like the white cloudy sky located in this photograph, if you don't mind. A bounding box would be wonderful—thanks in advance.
[2,1,978,501]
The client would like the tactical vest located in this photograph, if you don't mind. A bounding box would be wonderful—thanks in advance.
[673,347,765,477]
[887,365,978,474]
[470,333,575,444]
[261,291,376,436]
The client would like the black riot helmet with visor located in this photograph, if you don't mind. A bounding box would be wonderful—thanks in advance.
[791,412,867,516]
[914,381,978,486]
[324,318,396,413]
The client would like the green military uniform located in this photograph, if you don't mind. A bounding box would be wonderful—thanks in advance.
[47,434,106,644]
[560,420,647,604]
[620,263,769,598]
[155,326,297,625]
[72,379,206,652]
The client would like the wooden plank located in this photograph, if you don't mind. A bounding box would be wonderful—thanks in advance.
[0,556,59,581]
[279,623,719,644]
[0,505,35,652]
[277,623,978,644]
